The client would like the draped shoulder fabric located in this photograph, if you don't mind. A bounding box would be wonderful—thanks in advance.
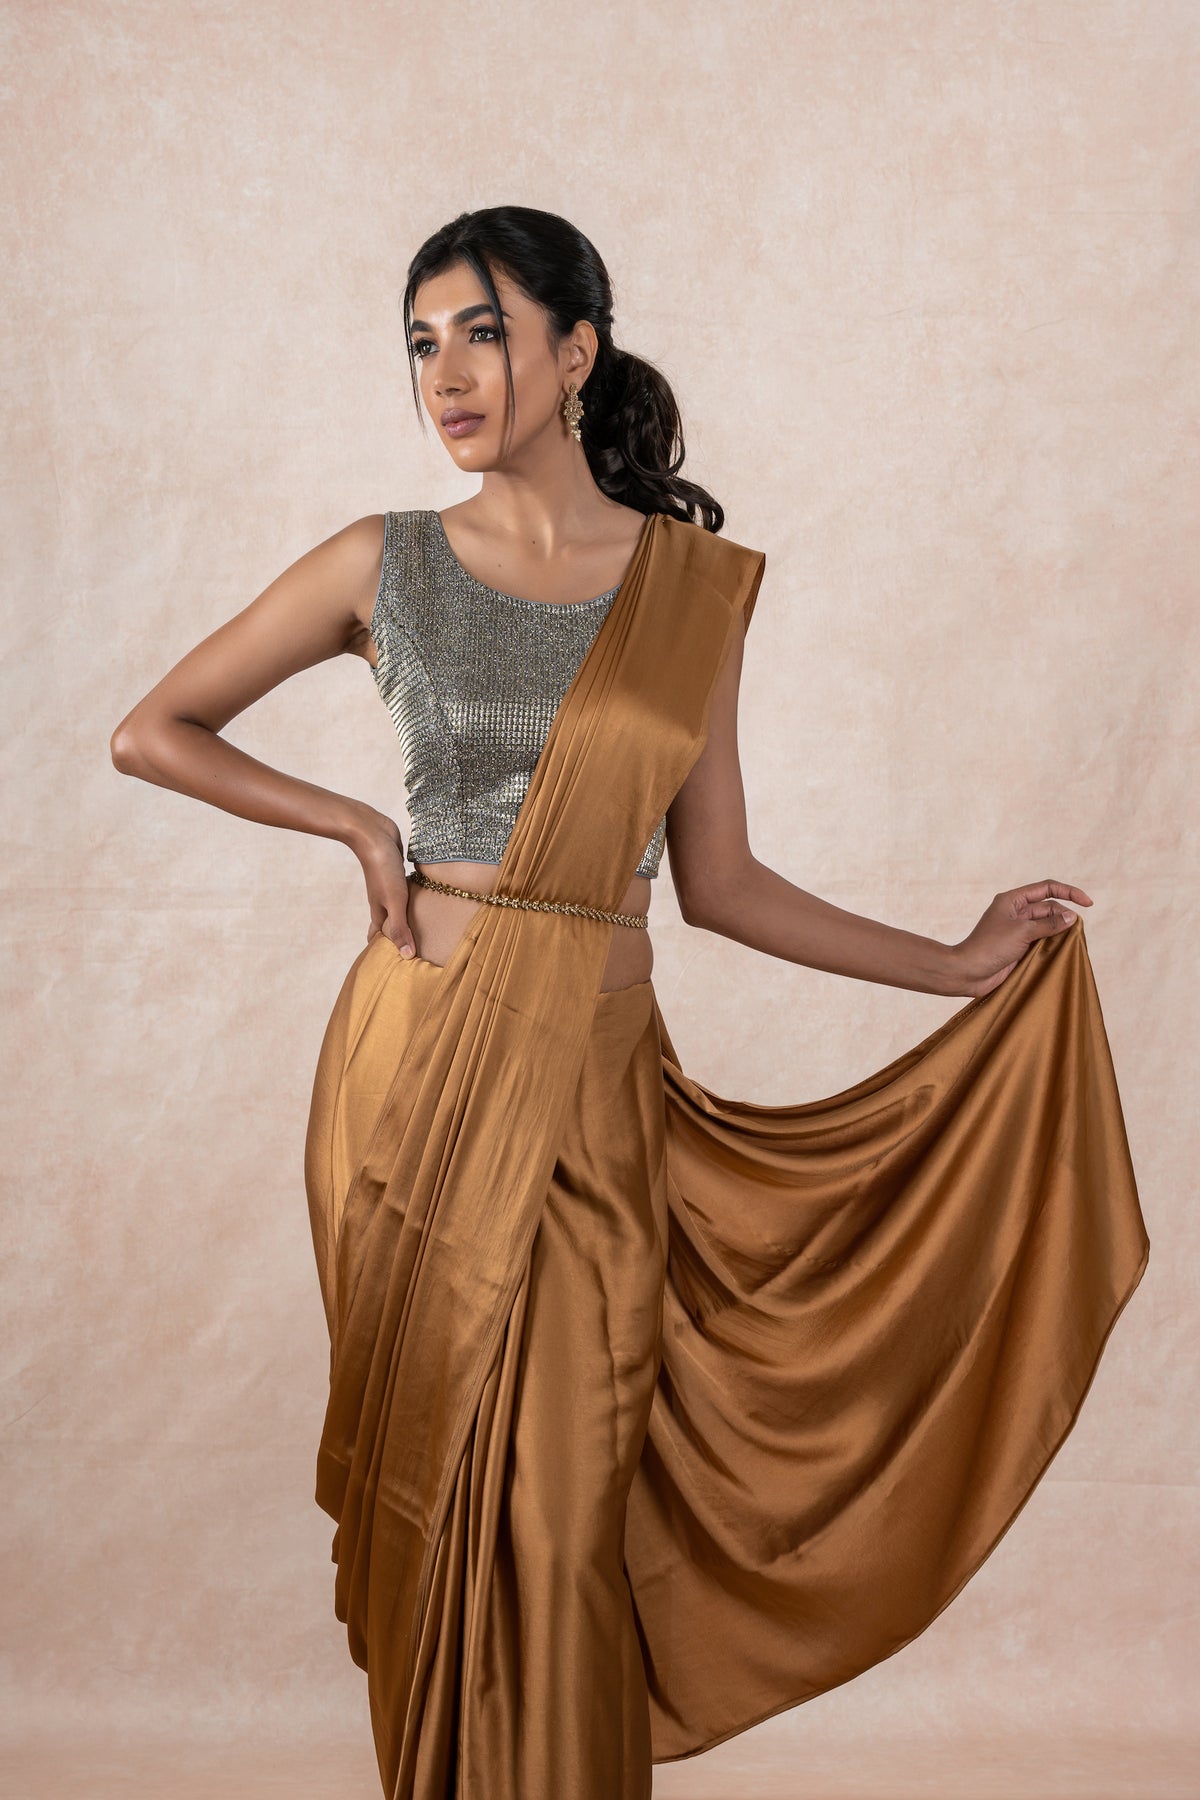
[304,509,1149,1799]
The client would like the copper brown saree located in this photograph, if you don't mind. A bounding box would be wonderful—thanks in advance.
[304,511,1149,1800]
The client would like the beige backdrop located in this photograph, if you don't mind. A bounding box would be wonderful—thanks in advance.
[2,1,1194,1796]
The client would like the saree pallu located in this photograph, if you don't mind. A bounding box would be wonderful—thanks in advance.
[304,512,1149,1799]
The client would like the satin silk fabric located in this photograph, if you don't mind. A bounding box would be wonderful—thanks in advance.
[634,916,1149,1762]
[308,948,670,1798]
[304,510,1149,1798]
[305,511,766,1797]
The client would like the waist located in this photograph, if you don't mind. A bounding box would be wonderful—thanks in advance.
[408,865,650,929]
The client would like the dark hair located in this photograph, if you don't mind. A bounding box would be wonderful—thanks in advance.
[400,205,725,534]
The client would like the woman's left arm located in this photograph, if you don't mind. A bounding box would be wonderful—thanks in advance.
[665,610,1090,1000]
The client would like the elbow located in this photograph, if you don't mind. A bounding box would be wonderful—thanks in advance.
[676,887,711,931]
[676,878,727,933]
[681,895,738,935]
[676,848,758,933]
[110,718,148,776]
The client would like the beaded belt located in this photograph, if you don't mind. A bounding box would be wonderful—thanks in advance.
[407,866,649,929]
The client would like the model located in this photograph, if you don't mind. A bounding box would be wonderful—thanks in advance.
[110,204,1150,1800]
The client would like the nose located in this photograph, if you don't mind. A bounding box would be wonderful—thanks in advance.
[433,374,467,409]
[428,353,461,396]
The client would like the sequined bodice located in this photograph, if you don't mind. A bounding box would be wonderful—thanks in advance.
[368,510,667,879]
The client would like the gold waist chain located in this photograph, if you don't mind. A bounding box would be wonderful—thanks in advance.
[407,866,649,930]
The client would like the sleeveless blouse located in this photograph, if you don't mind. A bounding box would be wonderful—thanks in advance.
[368,510,667,878]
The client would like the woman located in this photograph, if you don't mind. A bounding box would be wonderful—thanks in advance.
[111,205,1149,1800]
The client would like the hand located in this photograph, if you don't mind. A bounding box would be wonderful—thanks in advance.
[953,880,1092,999]
[349,810,418,957]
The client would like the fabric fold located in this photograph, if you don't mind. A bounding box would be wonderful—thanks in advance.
[629,913,1149,1761]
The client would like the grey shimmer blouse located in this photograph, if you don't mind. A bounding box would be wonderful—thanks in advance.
[368,510,667,879]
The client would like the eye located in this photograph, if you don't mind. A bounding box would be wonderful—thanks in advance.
[411,324,500,360]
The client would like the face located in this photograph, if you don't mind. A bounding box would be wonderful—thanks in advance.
[409,260,595,468]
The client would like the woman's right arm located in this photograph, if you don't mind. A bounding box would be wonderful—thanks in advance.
[109,513,418,953]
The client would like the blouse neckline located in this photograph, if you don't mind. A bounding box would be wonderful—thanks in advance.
[427,510,624,611]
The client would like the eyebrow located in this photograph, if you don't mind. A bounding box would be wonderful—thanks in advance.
[409,304,512,334]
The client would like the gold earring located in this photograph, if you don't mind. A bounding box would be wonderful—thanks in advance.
[562,382,584,442]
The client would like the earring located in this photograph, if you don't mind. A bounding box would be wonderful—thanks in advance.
[562,382,584,442]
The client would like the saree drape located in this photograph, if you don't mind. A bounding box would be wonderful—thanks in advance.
[304,511,1149,1800]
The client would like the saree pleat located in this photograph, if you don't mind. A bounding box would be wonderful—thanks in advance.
[308,946,669,1796]
[303,510,1148,1798]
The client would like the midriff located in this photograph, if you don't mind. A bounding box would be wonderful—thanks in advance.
[406,859,654,992]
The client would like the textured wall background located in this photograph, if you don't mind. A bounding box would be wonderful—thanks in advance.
[2,1,1195,1795]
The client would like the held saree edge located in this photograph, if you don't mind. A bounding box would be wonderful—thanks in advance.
[626,914,1151,1762]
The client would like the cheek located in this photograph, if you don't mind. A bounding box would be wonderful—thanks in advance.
[497,353,557,421]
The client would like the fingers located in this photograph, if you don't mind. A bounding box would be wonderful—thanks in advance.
[367,921,416,956]
[387,893,416,957]
[1003,889,1080,935]
[1034,903,1076,934]
[1037,879,1092,905]
[378,889,417,958]
[367,895,417,957]
[1009,881,1092,921]
[1034,878,1091,935]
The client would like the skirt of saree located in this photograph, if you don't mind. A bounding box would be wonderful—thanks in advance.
[307,940,671,1799]
[305,915,1149,1800]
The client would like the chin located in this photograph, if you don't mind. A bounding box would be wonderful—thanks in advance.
[450,444,501,469]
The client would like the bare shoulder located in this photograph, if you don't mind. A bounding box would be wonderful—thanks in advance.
[583,501,655,564]
[332,512,389,660]
[574,500,657,581]
[599,500,654,540]
[287,509,387,627]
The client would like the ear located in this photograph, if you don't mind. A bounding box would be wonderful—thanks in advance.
[565,319,599,387]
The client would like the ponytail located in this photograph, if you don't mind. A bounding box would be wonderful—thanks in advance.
[579,341,723,533]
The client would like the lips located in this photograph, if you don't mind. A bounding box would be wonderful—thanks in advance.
[443,412,486,439]
[442,409,484,425]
